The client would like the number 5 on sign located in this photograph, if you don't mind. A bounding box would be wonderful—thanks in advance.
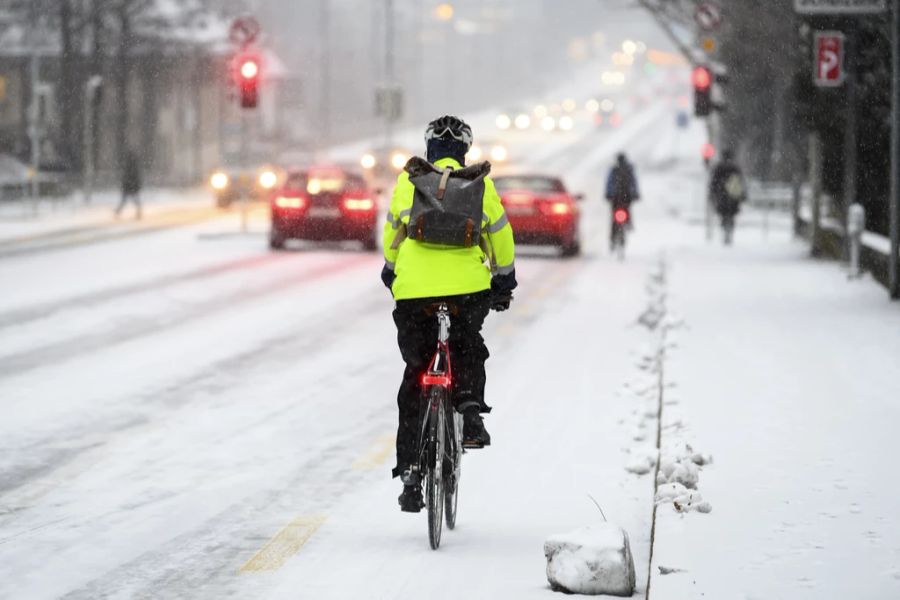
[814,31,845,87]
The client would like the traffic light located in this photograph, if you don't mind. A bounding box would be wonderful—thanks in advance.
[236,53,260,109]
[693,66,712,117]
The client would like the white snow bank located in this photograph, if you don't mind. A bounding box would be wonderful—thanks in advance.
[544,524,636,596]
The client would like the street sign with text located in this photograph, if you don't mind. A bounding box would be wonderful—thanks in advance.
[795,0,886,14]
[814,32,845,87]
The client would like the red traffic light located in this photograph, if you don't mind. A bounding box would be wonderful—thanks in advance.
[692,66,712,90]
[239,59,259,80]
[234,52,261,109]
[701,142,716,160]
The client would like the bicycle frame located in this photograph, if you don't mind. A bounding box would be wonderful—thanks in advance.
[416,304,453,460]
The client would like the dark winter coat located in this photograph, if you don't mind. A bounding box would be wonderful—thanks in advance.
[709,161,745,216]
[605,163,640,207]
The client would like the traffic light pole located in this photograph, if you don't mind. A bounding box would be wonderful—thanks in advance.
[890,0,900,298]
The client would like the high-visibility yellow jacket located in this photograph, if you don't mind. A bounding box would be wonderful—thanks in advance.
[383,156,515,300]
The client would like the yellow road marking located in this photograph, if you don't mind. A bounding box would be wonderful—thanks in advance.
[239,514,327,573]
[352,434,396,470]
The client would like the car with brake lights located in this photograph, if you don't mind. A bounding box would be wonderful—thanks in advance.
[493,174,582,257]
[269,165,378,251]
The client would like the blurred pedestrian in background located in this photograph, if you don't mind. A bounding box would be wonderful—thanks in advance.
[115,150,142,220]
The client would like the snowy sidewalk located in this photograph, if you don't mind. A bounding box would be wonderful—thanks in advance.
[0,188,247,256]
[645,223,900,598]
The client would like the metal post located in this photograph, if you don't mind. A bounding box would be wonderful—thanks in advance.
[319,0,330,153]
[82,75,101,204]
[240,109,248,233]
[890,0,900,298]
[810,132,822,256]
[848,203,865,279]
[27,1,41,210]
[843,31,858,260]
[385,0,395,150]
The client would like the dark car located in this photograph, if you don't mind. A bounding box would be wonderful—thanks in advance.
[269,165,378,251]
[493,174,582,257]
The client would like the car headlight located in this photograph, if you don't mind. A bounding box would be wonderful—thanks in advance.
[490,145,508,162]
[259,170,277,189]
[466,145,483,162]
[360,153,377,169]
[514,114,531,129]
[391,152,408,171]
[495,114,511,130]
[559,116,574,131]
[210,172,229,190]
[541,116,556,131]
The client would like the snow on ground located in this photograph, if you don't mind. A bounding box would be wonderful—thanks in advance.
[1,72,898,600]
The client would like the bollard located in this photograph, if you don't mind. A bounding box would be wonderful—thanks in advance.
[848,203,865,279]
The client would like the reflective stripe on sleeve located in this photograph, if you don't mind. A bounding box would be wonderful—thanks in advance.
[486,212,509,234]
[384,260,395,270]
[495,261,515,276]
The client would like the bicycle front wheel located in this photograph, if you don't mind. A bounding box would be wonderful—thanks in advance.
[426,388,446,550]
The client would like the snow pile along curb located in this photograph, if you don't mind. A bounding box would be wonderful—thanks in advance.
[544,524,636,596]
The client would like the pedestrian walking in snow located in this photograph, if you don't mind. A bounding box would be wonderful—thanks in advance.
[115,150,143,220]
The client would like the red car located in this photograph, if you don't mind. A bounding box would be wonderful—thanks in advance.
[493,175,582,257]
[269,165,378,251]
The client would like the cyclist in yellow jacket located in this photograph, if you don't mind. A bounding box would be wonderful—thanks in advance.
[381,115,516,512]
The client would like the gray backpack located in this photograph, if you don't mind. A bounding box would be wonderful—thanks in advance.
[399,157,490,248]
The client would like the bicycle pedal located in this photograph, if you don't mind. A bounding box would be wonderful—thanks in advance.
[462,440,488,449]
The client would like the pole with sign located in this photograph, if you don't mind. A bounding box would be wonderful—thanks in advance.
[890,0,899,297]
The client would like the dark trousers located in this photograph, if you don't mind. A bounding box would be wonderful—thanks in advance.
[115,190,142,219]
[391,290,491,478]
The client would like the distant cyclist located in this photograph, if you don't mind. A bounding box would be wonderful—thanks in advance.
[381,115,516,513]
[605,153,640,247]
[709,149,746,245]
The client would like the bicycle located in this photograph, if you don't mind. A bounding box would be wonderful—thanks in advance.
[414,302,465,550]
[610,206,630,260]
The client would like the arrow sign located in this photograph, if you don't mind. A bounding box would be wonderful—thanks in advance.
[814,31,845,87]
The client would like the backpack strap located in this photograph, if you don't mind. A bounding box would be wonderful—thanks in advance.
[390,222,407,250]
[436,168,452,201]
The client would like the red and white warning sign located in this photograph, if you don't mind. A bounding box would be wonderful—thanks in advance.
[814,31,844,87]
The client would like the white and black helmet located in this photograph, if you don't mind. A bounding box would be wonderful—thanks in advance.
[424,115,473,150]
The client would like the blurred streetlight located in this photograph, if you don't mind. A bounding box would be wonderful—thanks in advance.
[434,3,454,21]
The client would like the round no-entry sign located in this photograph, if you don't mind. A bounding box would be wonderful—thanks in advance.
[695,2,723,31]
[230,16,261,47]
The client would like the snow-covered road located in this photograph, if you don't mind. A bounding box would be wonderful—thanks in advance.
[2,97,899,600]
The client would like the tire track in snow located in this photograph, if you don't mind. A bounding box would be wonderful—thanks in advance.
[0,253,376,377]
[0,253,293,331]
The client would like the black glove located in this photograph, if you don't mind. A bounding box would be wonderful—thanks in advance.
[490,289,513,312]
[381,265,395,290]
[490,270,517,312]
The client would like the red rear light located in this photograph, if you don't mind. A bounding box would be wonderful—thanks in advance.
[343,197,375,211]
[614,208,629,224]
[421,373,451,387]
[275,195,306,209]
[549,202,571,215]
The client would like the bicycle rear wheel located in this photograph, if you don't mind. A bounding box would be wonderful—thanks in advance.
[426,388,446,550]
[445,411,462,530]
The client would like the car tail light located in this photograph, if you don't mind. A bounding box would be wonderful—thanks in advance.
[343,197,375,211]
[614,208,629,224]
[538,199,573,216]
[275,195,306,209]
[422,373,452,387]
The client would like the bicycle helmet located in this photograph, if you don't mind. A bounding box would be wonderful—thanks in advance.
[424,115,473,151]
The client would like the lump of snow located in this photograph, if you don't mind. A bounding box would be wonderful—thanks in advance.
[625,450,656,476]
[544,524,636,596]
[657,458,699,489]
